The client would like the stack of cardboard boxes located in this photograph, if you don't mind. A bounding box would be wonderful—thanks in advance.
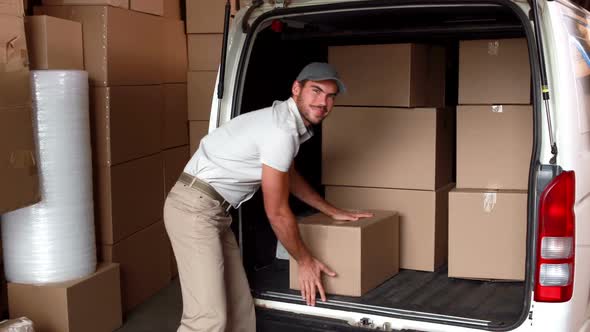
[186,0,228,155]
[0,0,39,221]
[3,2,123,329]
[449,38,532,281]
[321,43,453,274]
[0,0,38,320]
[33,0,179,313]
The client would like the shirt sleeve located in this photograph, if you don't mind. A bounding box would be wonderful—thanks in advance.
[259,129,298,172]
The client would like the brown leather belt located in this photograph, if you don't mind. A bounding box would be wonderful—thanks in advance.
[178,172,231,212]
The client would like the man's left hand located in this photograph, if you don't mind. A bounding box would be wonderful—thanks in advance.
[329,209,374,221]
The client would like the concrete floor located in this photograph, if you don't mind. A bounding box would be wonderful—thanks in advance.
[116,278,182,332]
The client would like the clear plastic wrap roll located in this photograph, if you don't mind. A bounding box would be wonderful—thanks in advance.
[1,70,96,284]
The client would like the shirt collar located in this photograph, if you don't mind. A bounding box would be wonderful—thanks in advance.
[287,97,314,139]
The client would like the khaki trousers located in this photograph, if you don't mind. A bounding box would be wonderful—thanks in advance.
[164,182,255,332]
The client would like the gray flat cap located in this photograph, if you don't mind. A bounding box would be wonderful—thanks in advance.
[296,62,346,94]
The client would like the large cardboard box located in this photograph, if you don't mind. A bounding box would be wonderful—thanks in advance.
[459,38,530,104]
[186,0,225,33]
[7,263,123,332]
[322,107,453,190]
[326,185,452,271]
[0,106,40,214]
[163,19,187,83]
[188,34,222,71]
[95,153,165,245]
[329,44,446,107]
[163,145,189,195]
[162,83,189,149]
[130,0,163,16]
[100,221,171,312]
[448,189,527,280]
[0,14,31,109]
[189,120,209,155]
[0,0,24,15]
[163,0,181,19]
[35,5,163,86]
[91,85,163,166]
[187,71,217,120]
[25,15,83,70]
[456,105,532,190]
[289,211,399,297]
[40,0,129,8]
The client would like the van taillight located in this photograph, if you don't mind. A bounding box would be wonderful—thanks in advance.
[535,171,576,302]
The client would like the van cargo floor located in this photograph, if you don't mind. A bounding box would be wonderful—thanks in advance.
[252,260,525,326]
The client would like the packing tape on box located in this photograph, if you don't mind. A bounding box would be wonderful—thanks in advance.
[483,192,497,213]
[1,70,96,284]
[488,40,500,56]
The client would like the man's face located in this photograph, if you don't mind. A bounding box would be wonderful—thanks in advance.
[292,79,338,126]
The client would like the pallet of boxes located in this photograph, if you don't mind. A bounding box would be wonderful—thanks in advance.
[289,43,453,296]
[449,38,531,281]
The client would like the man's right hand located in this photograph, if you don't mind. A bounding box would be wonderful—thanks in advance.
[298,256,336,306]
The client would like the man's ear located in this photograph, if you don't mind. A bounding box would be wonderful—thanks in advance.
[291,80,301,97]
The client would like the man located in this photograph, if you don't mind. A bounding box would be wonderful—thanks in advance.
[164,62,372,332]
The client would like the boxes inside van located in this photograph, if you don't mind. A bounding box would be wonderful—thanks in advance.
[214,0,587,330]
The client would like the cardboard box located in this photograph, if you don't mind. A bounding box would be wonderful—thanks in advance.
[326,185,452,272]
[188,34,222,71]
[0,0,24,16]
[329,43,445,107]
[7,263,123,332]
[100,221,171,312]
[322,107,453,190]
[163,145,189,195]
[40,0,129,8]
[25,15,83,70]
[448,189,527,280]
[130,0,163,15]
[163,19,187,83]
[186,0,225,33]
[189,120,209,155]
[163,0,181,19]
[289,211,399,297]
[91,85,163,166]
[457,105,532,190]
[95,153,165,245]
[35,5,163,86]
[459,38,530,104]
[0,106,40,214]
[162,83,189,149]
[0,14,31,109]
[187,71,217,120]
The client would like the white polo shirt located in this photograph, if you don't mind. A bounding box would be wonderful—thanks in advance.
[183,98,313,208]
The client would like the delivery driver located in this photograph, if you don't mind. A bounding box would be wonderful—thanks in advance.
[164,62,372,332]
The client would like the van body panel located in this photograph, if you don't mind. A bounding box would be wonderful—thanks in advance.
[546,2,590,331]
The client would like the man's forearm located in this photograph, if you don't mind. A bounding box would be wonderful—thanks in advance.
[268,211,312,263]
[289,167,337,216]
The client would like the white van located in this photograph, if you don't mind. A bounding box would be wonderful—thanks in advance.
[205,0,590,331]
